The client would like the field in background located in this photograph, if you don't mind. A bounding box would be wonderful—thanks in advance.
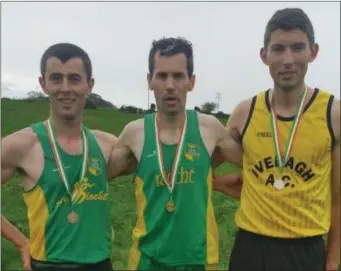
[1,99,240,270]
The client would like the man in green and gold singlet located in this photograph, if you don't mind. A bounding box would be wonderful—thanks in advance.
[1,43,134,271]
[215,8,340,271]
[108,37,243,270]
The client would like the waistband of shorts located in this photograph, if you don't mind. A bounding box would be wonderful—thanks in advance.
[31,257,111,269]
[238,228,324,244]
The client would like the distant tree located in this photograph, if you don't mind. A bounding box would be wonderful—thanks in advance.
[87,93,116,109]
[27,91,46,100]
[84,98,97,109]
[201,102,216,114]
[194,106,201,112]
[89,93,102,100]
[215,111,229,119]
[119,105,144,114]
[119,105,126,112]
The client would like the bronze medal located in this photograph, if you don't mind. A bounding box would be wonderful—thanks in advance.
[45,119,89,212]
[68,211,79,224]
[165,200,175,213]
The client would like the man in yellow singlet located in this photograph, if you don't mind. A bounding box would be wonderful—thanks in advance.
[216,7,340,271]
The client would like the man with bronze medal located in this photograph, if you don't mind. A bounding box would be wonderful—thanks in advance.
[1,43,135,271]
[214,8,340,271]
[45,118,88,224]
[109,37,243,270]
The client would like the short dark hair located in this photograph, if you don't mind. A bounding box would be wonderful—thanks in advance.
[263,8,315,47]
[40,43,92,79]
[148,37,194,76]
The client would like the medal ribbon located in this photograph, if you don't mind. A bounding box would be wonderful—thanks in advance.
[270,87,307,175]
[155,112,187,194]
[45,119,89,204]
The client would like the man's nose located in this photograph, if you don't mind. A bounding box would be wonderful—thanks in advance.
[282,49,295,66]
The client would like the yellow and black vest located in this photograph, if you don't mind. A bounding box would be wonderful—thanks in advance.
[236,88,335,238]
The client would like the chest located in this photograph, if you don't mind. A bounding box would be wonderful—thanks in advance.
[131,124,215,162]
[38,138,108,193]
[136,125,211,186]
[243,112,332,165]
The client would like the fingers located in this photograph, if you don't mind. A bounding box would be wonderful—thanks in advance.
[23,261,31,271]
[22,251,31,271]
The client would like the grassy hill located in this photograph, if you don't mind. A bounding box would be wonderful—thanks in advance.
[1,99,240,270]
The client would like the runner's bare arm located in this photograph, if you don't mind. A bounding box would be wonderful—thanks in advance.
[107,121,139,180]
[212,99,252,168]
[1,129,34,253]
[326,99,340,270]
[210,99,253,198]
[92,130,137,178]
[211,116,245,168]
[1,215,28,248]
[1,128,36,184]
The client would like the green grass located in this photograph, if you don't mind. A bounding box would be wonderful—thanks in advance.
[1,99,240,270]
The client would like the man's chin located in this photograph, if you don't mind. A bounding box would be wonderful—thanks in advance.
[278,80,301,92]
[59,110,79,121]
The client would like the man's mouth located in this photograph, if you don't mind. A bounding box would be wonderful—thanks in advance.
[59,98,76,105]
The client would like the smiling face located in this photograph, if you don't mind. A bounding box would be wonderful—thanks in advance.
[39,57,94,120]
[260,29,318,91]
[148,51,195,116]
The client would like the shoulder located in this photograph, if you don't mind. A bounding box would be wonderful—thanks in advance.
[234,97,255,113]
[196,112,226,141]
[331,98,340,142]
[91,130,117,144]
[197,112,221,128]
[331,97,340,116]
[121,118,144,136]
[116,118,144,147]
[91,129,118,150]
[2,127,38,157]
[230,97,256,121]
[3,127,37,147]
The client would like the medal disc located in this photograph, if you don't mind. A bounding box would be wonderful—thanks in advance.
[68,211,79,223]
[165,200,175,213]
[274,179,285,190]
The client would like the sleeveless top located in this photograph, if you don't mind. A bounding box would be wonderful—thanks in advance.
[128,110,219,267]
[236,89,335,238]
[23,122,112,263]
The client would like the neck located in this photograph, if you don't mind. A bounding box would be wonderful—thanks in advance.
[157,110,186,130]
[273,83,307,108]
[49,112,82,140]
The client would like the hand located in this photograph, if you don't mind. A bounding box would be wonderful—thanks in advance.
[326,261,339,271]
[17,240,31,271]
[213,173,243,199]
[1,216,31,270]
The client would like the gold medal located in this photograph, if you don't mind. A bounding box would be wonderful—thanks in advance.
[67,211,79,224]
[165,200,175,213]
